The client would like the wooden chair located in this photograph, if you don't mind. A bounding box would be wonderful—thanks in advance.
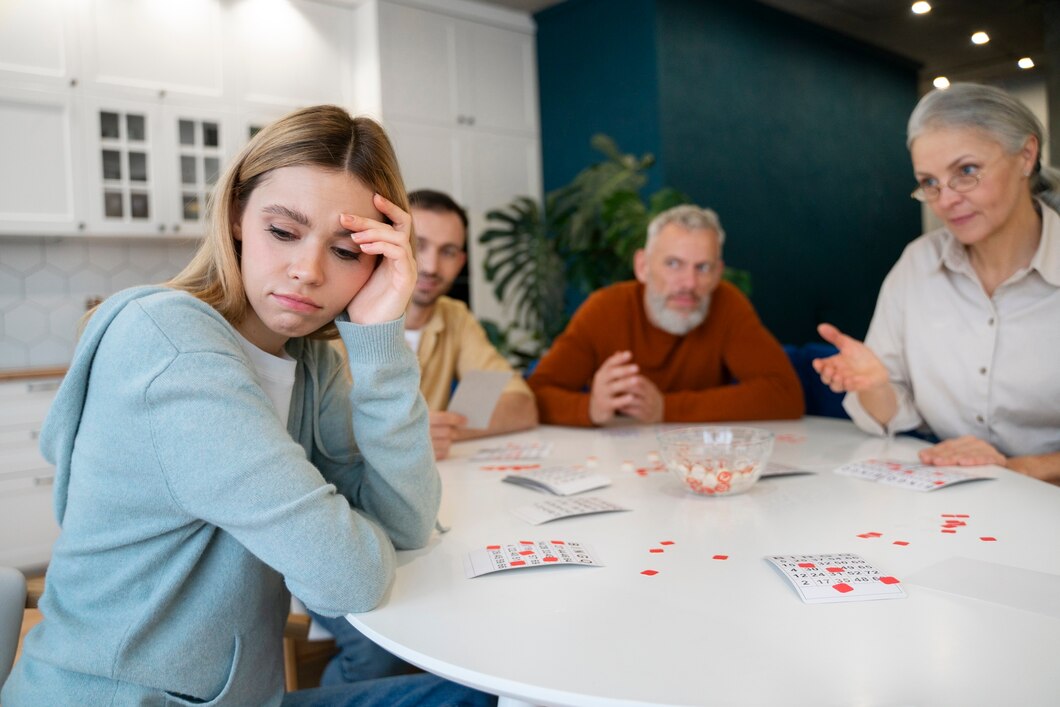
[282,611,337,691]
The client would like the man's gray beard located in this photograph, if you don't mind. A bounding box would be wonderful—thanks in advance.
[644,289,710,336]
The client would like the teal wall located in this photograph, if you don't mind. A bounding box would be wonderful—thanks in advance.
[536,0,663,193]
[536,0,923,344]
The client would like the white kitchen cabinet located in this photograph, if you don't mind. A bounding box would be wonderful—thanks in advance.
[386,120,464,198]
[0,0,80,92]
[0,85,85,236]
[0,377,62,572]
[377,1,537,135]
[0,0,86,237]
[386,118,541,324]
[457,18,539,135]
[74,0,224,102]
[369,0,542,324]
[226,0,358,112]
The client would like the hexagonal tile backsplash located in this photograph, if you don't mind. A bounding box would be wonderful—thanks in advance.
[0,238,198,370]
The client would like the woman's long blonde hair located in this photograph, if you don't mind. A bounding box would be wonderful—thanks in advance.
[165,105,409,339]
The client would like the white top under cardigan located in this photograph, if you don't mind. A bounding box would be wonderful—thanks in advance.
[844,202,1060,457]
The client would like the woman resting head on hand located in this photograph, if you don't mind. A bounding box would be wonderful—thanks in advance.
[2,106,495,706]
[813,83,1060,485]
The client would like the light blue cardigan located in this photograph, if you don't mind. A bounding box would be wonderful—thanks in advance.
[2,287,440,706]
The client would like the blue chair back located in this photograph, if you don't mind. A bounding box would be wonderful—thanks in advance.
[783,343,849,419]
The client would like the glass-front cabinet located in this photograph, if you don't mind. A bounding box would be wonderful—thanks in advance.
[83,97,232,237]
[99,107,155,225]
[83,96,161,235]
[168,107,229,237]
[177,117,222,226]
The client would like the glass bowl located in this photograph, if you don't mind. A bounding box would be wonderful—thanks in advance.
[656,426,775,496]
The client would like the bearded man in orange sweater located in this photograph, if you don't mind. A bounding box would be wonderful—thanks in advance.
[528,204,803,426]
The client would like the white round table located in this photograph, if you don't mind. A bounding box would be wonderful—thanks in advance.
[349,417,1060,706]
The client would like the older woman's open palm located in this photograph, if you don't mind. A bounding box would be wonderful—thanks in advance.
[812,323,890,393]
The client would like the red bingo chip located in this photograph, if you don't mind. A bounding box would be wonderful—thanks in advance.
[832,583,854,593]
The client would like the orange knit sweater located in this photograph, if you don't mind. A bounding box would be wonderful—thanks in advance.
[528,280,804,426]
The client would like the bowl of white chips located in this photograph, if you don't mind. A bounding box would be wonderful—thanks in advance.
[656,426,775,496]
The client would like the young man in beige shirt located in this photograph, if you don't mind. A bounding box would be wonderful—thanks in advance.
[405,189,537,459]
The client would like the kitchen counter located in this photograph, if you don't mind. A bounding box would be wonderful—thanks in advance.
[0,367,66,382]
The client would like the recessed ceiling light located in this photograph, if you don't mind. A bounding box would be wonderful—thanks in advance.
[911,2,931,14]
[933,76,951,89]
[971,31,990,45]
[1018,57,1035,69]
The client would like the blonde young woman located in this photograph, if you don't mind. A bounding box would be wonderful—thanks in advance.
[814,83,1060,484]
[2,106,493,706]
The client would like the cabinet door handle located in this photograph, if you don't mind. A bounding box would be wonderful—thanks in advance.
[27,381,61,393]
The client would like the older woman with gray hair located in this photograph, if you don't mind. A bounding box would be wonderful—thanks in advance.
[813,82,1060,484]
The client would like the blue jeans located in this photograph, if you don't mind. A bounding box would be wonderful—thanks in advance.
[281,672,497,707]
[308,610,416,685]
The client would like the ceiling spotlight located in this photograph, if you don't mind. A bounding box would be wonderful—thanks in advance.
[971,31,990,45]
[911,2,931,14]
[1018,57,1035,69]
[933,76,951,89]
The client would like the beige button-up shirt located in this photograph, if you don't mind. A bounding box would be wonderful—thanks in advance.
[844,203,1060,457]
[413,296,532,411]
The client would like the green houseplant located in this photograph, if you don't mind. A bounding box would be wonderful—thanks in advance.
[479,134,748,366]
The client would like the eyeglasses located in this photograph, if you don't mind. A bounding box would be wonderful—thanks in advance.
[910,170,986,202]
[907,155,1004,201]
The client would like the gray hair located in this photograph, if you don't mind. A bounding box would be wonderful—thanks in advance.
[646,204,726,251]
[907,82,1060,212]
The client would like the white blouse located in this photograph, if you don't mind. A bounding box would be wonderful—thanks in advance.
[844,203,1060,457]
